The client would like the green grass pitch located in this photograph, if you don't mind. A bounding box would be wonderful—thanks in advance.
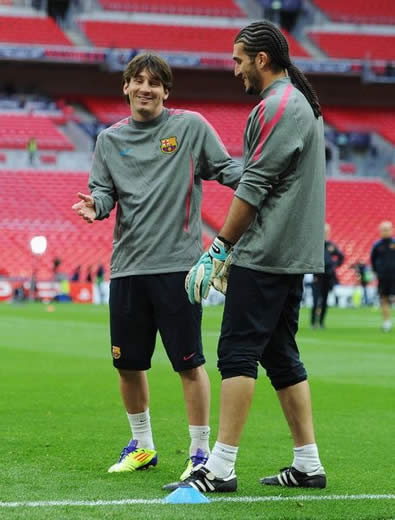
[0,302,394,519]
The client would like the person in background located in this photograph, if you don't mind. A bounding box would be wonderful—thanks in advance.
[30,269,38,302]
[351,261,371,306]
[70,265,81,282]
[311,223,344,329]
[86,265,93,283]
[370,221,395,332]
[72,53,241,481]
[27,137,38,167]
[95,264,106,304]
[52,257,62,281]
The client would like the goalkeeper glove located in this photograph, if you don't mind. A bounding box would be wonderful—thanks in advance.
[212,253,232,295]
[185,236,233,304]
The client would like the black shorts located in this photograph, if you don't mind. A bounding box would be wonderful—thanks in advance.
[109,273,205,372]
[218,266,307,390]
[378,275,395,297]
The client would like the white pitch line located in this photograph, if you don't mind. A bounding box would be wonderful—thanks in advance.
[0,494,394,508]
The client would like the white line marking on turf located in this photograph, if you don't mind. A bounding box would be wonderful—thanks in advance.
[0,495,394,508]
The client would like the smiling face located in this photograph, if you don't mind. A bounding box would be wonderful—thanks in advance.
[233,42,263,95]
[123,68,169,122]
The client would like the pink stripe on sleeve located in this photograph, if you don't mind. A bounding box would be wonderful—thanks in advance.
[252,84,293,162]
[184,155,194,231]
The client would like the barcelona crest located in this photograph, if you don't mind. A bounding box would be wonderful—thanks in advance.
[160,136,178,154]
[112,346,121,359]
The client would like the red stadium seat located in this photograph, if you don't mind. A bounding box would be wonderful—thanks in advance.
[0,115,74,151]
[201,179,395,285]
[1,172,393,284]
[79,21,310,56]
[312,0,395,24]
[323,106,395,145]
[0,170,213,279]
[308,31,395,61]
[0,15,72,45]
[98,0,246,17]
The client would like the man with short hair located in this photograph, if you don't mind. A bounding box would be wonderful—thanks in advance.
[370,221,395,332]
[72,53,240,478]
[166,20,326,493]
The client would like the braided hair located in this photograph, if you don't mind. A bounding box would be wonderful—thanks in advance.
[235,21,322,118]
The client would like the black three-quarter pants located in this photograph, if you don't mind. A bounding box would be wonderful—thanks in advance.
[218,266,307,390]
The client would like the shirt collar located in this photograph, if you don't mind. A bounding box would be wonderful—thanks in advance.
[260,77,291,99]
[129,108,168,129]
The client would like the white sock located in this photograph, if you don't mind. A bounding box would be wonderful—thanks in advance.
[189,425,210,457]
[292,443,322,473]
[205,441,238,478]
[383,320,392,330]
[127,409,154,450]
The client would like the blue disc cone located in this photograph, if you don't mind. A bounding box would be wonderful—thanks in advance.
[164,486,211,504]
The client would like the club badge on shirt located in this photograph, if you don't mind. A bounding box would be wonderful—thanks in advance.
[160,136,178,154]
[112,346,121,359]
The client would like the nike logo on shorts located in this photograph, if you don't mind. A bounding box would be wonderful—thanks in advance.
[183,352,196,361]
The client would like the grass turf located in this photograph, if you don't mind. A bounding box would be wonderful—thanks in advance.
[0,302,394,519]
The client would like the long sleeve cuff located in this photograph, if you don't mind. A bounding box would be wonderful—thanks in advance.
[235,183,268,209]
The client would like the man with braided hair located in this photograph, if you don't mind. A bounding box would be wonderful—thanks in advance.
[164,20,327,492]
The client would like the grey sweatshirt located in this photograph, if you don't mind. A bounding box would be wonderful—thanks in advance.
[89,107,241,278]
[233,78,326,274]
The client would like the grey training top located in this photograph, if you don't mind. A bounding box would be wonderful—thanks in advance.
[233,77,326,274]
[89,107,241,278]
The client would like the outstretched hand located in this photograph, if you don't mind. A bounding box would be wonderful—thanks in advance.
[72,192,96,224]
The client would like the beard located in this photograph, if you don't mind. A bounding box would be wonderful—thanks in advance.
[246,84,261,95]
[245,66,261,95]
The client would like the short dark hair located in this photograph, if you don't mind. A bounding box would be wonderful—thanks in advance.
[123,52,173,92]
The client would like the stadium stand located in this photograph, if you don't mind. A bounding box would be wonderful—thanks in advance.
[79,96,129,124]
[322,107,395,145]
[0,115,74,150]
[0,170,214,279]
[201,179,395,285]
[326,180,395,284]
[0,171,112,279]
[0,15,72,46]
[78,21,310,56]
[98,0,246,17]
[78,99,394,165]
[308,32,395,61]
[312,0,395,25]
[0,0,393,291]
